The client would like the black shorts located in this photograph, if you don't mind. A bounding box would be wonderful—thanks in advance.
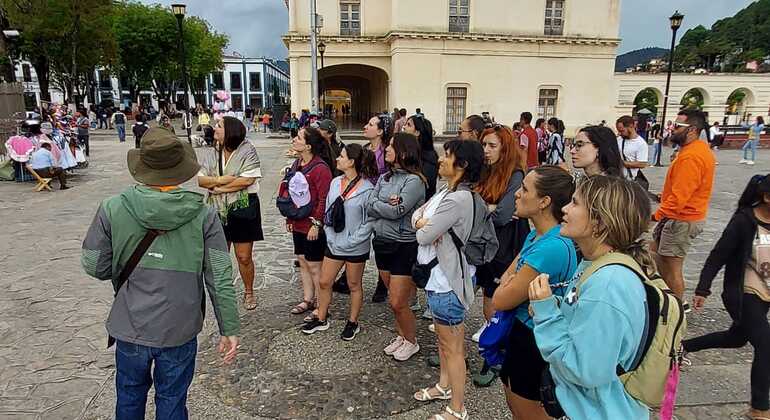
[373,240,418,276]
[324,247,370,264]
[475,261,507,299]
[499,319,547,402]
[292,231,326,262]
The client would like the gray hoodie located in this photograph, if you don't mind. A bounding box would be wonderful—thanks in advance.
[324,176,375,256]
[367,169,426,243]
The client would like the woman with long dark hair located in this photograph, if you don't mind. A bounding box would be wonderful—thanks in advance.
[546,117,566,166]
[472,125,530,386]
[302,144,379,340]
[683,174,770,420]
[368,132,426,361]
[198,116,264,310]
[285,127,333,319]
[570,125,624,177]
[403,114,439,200]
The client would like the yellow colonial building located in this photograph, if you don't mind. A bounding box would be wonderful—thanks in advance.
[284,0,621,133]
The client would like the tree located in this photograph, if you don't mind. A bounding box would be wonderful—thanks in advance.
[633,88,659,116]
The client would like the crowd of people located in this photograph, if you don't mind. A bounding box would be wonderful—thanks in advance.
[78,102,770,420]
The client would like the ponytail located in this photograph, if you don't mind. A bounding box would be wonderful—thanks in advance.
[737,174,770,212]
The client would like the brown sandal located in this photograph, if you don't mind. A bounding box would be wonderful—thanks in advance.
[291,300,313,315]
[243,293,257,311]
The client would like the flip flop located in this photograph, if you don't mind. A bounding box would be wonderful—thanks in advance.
[243,293,257,311]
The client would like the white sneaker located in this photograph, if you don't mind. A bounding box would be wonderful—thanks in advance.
[384,336,405,355]
[471,322,488,343]
[739,159,748,164]
[748,160,756,165]
[428,323,435,333]
[393,339,420,361]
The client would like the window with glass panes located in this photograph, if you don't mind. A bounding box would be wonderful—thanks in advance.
[445,87,467,133]
[249,72,261,91]
[449,0,469,33]
[340,1,360,36]
[230,72,242,91]
[544,0,564,36]
[212,72,224,90]
[231,94,243,111]
[538,89,559,119]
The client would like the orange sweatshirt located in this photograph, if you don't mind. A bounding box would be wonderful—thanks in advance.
[654,139,716,222]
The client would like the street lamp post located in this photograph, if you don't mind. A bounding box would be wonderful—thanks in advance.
[656,10,684,167]
[318,42,326,117]
[172,3,192,144]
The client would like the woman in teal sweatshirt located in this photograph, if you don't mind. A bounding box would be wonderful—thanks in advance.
[529,175,651,420]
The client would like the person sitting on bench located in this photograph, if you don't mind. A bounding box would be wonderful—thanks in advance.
[29,140,69,190]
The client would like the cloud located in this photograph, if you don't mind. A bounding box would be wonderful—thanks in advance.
[138,0,289,58]
[619,0,756,53]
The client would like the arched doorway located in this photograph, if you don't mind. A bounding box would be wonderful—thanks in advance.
[632,87,662,117]
[725,88,755,125]
[680,88,708,111]
[319,64,389,131]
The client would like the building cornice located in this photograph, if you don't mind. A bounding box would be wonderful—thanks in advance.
[283,30,620,47]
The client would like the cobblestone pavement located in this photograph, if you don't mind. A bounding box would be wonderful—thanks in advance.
[0,129,767,419]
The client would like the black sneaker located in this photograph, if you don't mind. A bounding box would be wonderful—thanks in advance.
[301,319,329,334]
[340,321,360,341]
[371,277,388,303]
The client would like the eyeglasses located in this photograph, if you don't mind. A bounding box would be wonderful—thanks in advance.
[457,127,474,135]
[570,141,593,150]
[673,122,691,129]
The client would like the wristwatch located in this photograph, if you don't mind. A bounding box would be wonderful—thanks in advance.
[310,217,323,228]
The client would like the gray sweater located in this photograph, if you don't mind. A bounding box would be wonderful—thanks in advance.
[413,184,475,309]
[324,176,375,256]
[367,169,426,243]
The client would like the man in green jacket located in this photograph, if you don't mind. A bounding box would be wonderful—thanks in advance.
[81,128,240,420]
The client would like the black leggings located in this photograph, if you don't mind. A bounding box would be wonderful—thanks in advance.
[683,293,770,410]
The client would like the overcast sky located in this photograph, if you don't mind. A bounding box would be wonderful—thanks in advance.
[140,0,758,58]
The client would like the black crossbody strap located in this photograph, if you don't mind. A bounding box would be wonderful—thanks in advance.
[341,176,360,200]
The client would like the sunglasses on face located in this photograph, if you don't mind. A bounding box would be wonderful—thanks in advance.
[673,122,691,129]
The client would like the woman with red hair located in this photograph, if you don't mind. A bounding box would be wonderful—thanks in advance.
[472,125,531,386]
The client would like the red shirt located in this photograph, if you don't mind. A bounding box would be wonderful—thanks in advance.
[286,156,332,234]
[522,125,539,168]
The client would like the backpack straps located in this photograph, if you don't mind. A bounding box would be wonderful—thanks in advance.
[575,252,647,292]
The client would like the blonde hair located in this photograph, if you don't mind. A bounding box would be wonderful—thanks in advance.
[575,175,657,277]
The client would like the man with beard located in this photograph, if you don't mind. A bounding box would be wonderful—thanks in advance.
[651,109,716,308]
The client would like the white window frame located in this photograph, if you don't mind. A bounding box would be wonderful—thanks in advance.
[544,0,565,36]
[445,86,469,134]
[340,0,361,36]
[449,0,470,33]
[537,87,560,120]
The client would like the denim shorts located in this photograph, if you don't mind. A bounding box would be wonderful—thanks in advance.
[427,290,466,326]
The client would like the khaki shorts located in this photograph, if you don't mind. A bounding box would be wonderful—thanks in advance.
[653,218,704,258]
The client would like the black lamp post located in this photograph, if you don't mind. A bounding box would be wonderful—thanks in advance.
[656,10,684,167]
[318,42,326,117]
[172,3,191,144]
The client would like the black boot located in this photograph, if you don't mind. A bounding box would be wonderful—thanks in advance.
[332,271,351,294]
[371,275,388,303]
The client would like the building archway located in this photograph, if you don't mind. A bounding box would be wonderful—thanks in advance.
[632,87,663,116]
[725,87,756,125]
[679,87,710,111]
[319,64,389,130]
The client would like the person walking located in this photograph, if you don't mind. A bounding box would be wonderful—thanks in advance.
[412,140,484,420]
[529,175,651,419]
[616,115,649,187]
[652,109,716,302]
[262,111,271,133]
[570,125,625,177]
[369,133,426,361]
[302,144,378,339]
[81,128,240,420]
[741,116,766,165]
[75,110,91,156]
[683,174,770,420]
[491,166,577,419]
[197,116,264,311]
[132,114,149,149]
[244,105,254,132]
[111,108,127,143]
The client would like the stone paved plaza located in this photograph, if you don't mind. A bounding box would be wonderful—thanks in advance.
[0,129,766,419]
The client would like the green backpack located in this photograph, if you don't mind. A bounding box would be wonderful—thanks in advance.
[576,253,686,408]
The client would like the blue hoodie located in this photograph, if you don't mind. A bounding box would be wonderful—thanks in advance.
[531,260,649,420]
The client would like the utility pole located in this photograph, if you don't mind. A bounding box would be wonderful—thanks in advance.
[309,0,319,114]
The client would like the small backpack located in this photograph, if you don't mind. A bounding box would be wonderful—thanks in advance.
[114,113,125,125]
[576,253,686,408]
[448,191,499,268]
[276,160,326,220]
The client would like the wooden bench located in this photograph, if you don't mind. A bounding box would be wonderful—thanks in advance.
[24,164,53,192]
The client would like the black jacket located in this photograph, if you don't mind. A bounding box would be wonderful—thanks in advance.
[696,207,763,324]
[421,149,439,200]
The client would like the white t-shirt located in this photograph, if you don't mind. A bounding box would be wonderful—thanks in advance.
[709,126,721,138]
[617,135,648,178]
[417,188,453,293]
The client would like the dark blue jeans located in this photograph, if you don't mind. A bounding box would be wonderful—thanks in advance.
[115,337,197,420]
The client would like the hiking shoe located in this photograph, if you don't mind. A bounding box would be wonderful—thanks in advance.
[472,363,498,387]
[340,321,360,341]
[471,322,488,343]
[301,319,329,334]
[393,340,420,361]
[384,336,405,355]
[372,278,388,303]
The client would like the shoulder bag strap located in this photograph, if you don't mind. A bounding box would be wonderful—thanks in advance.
[341,176,361,199]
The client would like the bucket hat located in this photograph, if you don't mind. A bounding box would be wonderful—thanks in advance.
[127,128,200,186]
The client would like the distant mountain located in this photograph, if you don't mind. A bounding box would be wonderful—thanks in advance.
[615,47,668,72]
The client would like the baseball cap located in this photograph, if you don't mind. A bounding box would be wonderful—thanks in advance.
[317,119,337,134]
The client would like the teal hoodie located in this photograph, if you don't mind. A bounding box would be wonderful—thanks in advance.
[531,261,649,420]
[81,185,240,347]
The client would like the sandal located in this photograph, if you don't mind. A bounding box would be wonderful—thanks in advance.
[414,383,452,402]
[291,300,313,315]
[431,406,468,420]
[243,293,257,311]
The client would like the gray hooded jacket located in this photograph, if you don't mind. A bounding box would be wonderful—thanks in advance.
[324,176,375,256]
[367,169,426,243]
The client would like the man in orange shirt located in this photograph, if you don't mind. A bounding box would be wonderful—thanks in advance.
[652,109,716,304]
